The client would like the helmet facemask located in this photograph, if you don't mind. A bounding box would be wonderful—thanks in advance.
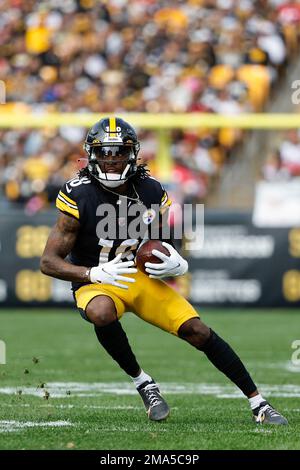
[88,144,137,188]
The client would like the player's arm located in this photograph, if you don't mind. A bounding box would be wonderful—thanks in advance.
[41,212,138,289]
[40,212,90,282]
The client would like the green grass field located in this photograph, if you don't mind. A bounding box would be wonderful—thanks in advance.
[0,309,299,450]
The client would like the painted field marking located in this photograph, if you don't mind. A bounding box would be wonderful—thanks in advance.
[0,382,300,398]
[0,420,72,433]
[0,340,5,364]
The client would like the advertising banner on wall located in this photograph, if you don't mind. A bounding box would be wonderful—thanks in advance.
[0,210,300,307]
[0,210,74,307]
[186,212,300,307]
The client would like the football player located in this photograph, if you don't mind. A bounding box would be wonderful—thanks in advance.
[41,117,287,425]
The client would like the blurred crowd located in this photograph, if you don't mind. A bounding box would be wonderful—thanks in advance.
[1,0,300,211]
[263,128,300,181]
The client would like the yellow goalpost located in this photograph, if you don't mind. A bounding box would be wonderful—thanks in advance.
[1,111,300,180]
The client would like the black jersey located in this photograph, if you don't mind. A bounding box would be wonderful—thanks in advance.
[56,174,171,292]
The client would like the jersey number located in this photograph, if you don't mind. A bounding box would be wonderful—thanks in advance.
[65,177,91,192]
[98,239,139,264]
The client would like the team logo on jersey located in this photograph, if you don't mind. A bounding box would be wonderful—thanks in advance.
[142,208,156,225]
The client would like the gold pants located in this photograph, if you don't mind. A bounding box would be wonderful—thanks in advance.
[75,270,199,336]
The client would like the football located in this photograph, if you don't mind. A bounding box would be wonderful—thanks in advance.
[136,240,170,274]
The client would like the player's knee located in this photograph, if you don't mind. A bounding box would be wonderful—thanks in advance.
[178,318,211,349]
[86,296,117,327]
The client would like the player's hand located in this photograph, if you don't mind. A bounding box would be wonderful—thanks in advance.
[145,242,188,279]
[90,253,137,289]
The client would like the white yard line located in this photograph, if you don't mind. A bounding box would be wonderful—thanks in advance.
[0,382,300,398]
[0,420,73,433]
[283,361,300,373]
[234,360,300,373]
[0,403,142,410]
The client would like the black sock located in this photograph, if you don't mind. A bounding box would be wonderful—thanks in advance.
[200,329,257,397]
[94,320,140,377]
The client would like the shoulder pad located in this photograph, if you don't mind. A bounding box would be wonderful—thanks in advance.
[55,177,91,219]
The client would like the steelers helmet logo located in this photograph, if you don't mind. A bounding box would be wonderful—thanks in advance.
[142,208,156,225]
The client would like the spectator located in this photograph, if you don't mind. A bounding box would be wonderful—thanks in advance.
[0,0,299,209]
[279,129,300,176]
[262,149,290,181]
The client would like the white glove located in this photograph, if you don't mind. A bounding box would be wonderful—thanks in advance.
[90,253,137,289]
[145,242,188,279]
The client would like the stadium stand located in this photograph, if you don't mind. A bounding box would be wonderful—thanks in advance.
[1,0,300,211]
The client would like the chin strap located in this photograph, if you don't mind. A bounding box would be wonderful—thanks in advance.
[99,178,128,188]
[89,162,131,187]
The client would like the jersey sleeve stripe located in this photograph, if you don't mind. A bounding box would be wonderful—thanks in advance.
[159,197,171,215]
[164,198,172,207]
[161,192,172,207]
[57,193,78,209]
[59,190,77,206]
[56,198,80,219]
